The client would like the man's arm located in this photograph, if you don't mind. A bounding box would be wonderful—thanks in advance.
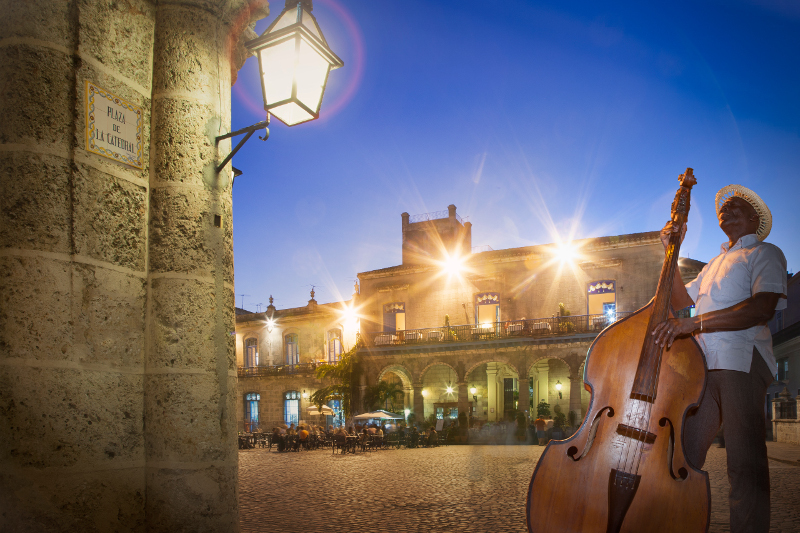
[652,292,781,348]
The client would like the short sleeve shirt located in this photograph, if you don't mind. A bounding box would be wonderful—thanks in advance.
[685,234,787,374]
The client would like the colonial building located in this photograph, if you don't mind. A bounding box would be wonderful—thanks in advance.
[769,272,800,443]
[236,205,705,431]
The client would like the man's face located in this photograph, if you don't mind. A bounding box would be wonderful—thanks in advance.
[718,196,759,234]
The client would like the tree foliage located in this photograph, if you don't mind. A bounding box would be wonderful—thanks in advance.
[536,400,551,418]
[363,380,404,412]
[310,343,359,420]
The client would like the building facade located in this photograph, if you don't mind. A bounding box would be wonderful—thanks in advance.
[769,272,800,443]
[236,206,705,431]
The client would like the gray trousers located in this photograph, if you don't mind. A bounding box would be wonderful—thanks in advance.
[684,349,773,533]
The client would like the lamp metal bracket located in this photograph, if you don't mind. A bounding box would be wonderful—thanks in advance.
[215,115,270,174]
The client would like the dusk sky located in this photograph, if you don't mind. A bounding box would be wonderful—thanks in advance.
[230,0,799,312]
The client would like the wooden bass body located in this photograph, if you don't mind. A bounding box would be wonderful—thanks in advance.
[527,302,709,532]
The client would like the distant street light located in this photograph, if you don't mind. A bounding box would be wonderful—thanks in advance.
[216,0,344,174]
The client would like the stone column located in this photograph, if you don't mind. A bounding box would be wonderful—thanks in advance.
[518,372,530,418]
[486,363,499,422]
[413,383,425,422]
[0,1,153,530]
[457,381,469,420]
[145,1,259,530]
[538,365,549,409]
[569,370,583,421]
[404,386,413,414]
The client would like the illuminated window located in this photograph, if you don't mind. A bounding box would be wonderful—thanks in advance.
[587,281,616,316]
[244,392,260,432]
[383,302,405,333]
[285,333,299,365]
[244,337,258,368]
[284,391,300,425]
[778,359,788,381]
[327,329,342,362]
[475,293,500,325]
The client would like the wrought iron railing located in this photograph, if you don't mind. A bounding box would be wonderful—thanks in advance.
[363,313,632,348]
[238,362,321,378]
[408,210,464,224]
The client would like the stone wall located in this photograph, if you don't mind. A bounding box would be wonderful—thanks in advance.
[0,0,266,531]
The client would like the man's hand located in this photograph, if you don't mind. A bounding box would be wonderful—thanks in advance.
[652,316,698,348]
[660,220,687,250]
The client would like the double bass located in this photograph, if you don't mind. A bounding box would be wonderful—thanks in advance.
[527,169,709,533]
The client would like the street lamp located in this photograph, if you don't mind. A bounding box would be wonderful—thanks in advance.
[250,0,344,126]
[215,0,344,174]
[556,380,562,400]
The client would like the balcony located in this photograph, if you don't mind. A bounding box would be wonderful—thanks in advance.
[362,313,632,349]
[237,362,320,379]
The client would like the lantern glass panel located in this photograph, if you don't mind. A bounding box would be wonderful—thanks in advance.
[271,8,298,33]
[300,8,322,40]
[296,38,330,113]
[269,102,314,126]
[260,38,296,105]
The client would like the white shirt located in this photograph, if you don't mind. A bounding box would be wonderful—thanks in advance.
[685,234,787,374]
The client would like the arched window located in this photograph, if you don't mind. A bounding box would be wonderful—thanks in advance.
[284,391,300,425]
[244,337,258,368]
[327,329,342,362]
[244,392,260,432]
[285,333,299,365]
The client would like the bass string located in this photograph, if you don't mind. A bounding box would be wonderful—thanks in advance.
[629,238,679,484]
[615,227,681,487]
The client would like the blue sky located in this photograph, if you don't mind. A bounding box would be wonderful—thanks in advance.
[230,0,799,312]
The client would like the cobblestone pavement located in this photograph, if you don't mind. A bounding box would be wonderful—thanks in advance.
[239,444,800,532]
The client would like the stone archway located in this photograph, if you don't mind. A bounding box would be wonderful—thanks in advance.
[376,363,414,414]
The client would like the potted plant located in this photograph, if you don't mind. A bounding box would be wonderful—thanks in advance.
[552,411,566,439]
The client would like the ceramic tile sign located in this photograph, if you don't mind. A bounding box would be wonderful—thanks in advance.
[85,81,143,169]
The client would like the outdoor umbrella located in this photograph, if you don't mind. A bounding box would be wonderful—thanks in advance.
[354,410,403,420]
[307,405,335,416]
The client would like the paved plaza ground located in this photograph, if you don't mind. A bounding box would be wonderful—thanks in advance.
[239,442,800,532]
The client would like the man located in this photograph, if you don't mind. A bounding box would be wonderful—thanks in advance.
[653,184,787,533]
[534,416,547,446]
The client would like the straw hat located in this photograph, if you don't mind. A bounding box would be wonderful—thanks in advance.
[715,184,772,241]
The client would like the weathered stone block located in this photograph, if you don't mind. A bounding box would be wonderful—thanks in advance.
[149,277,217,372]
[0,0,74,49]
[0,255,73,362]
[145,464,237,532]
[0,44,75,148]
[0,365,144,469]
[78,0,156,91]
[0,255,146,366]
[151,4,224,99]
[70,263,147,367]
[144,373,237,462]
[149,187,235,282]
[73,162,148,271]
[150,97,217,184]
[0,466,146,533]
[0,151,72,254]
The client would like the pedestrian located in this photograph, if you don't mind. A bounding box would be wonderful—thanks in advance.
[534,416,546,446]
[653,184,786,533]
